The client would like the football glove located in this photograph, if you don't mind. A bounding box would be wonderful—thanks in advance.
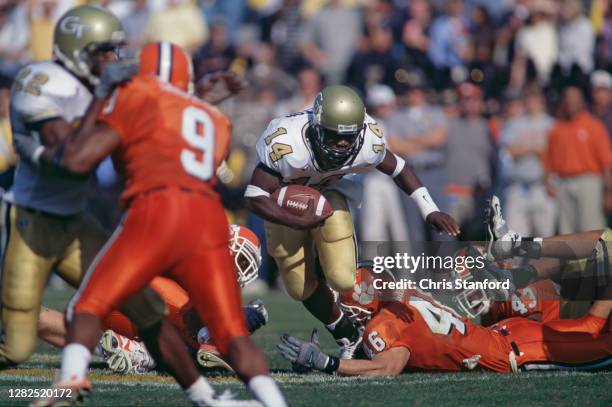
[245,299,268,333]
[278,329,339,373]
[94,60,139,100]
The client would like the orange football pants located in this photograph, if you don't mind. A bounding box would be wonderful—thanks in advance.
[102,276,193,345]
[502,317,612,370]
[70,188,248,354]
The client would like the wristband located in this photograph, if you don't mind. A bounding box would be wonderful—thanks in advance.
[410,187,439,220]
[244,184,271,198]
[391,154,405,178]
[323,356,340,374]
[32,146,45,165]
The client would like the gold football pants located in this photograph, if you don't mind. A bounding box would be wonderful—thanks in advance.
[0,202,109,366]
[265,190,357,301]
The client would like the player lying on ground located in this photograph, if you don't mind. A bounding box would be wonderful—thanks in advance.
[38,225,269,374]
[471,195,611,318]
[451,246,562,324]
[279,266,612,376]
[244,84,460,360]
[30,40,286,406]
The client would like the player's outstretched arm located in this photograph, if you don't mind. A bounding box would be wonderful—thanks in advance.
[376,149,460,236]
[278,330,409,376]
[245,164,331,229]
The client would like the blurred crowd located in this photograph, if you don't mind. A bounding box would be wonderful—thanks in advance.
[0,0,611,290]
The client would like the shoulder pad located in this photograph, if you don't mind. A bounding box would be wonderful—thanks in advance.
[256,114,311,176]
[11,62,87,123]
[360,112,386,165]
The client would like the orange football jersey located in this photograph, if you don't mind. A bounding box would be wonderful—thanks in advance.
[482,280,561,326]
[98,75,231,207]
[363,290,512,372]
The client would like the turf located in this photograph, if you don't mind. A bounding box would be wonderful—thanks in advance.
[0,287,610,406]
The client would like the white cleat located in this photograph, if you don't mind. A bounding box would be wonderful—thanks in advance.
[99,329,156,374]
[484,195,521,260]
[336,333,363,360]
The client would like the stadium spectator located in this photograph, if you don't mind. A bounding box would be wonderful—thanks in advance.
[27,0,58,62]
[557,0,595,77]
[387,71,449,242]
[400,0,433,77]
[445,83,493,232]
[544,86,612,234]
[268,0,304,73]
[300,0,361,84]
[594,0,612,71]
[193,19,235,78]
[275,65,323,116]
[120,0,150,48]
[591,70,612,137]
[511,0,558,86]
[360,84,410,247]
[346,23,399,94]
[0,1,29,78]
[428,0,471,86]
[247,42,296,101]
[501,86,556,236]
[145,0,208,53]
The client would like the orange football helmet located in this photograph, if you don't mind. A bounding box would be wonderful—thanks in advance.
[229,224,262,288]
[339,264,382,327]
[139,41,194,93]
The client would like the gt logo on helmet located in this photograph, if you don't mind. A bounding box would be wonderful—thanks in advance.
[59,16,91,39]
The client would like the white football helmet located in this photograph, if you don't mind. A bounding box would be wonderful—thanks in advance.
[452,246,491,319]
[229,224,262,288]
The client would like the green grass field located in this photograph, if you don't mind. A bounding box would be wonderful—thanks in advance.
[0,287,610,406]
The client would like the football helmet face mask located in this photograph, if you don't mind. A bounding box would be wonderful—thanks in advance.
[452,246,491,318]
[53,5,126,86]
[229,225,262,288]
[139,41,194,93]
[311,85,366,171]
[339,266,381,327]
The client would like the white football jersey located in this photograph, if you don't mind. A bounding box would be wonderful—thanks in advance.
[5,61,93,215]
[255,110,387,205]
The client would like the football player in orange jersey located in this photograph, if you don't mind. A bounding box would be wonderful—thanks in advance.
[37,224,268,374]
[279,265,612,376]
[452,246,561,324]
[34,42,287,407]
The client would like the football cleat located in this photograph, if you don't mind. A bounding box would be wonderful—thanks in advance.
[30,377,91,407]
[336,331,364,360]
[484,195,521,260]
[197,344,234,372]
[100,330,156,374]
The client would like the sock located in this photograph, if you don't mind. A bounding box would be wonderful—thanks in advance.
[60,343,91,381]
[185,376,215,404]
[545,314,607,337]
[511,264,538,289]
[248,375,287,407]
[326,314,357,341]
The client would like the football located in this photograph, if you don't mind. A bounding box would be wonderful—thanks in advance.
[271,185,333,217]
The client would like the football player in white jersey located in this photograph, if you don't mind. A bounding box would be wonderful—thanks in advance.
[245,85,460,358]
[0,5,135,368]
